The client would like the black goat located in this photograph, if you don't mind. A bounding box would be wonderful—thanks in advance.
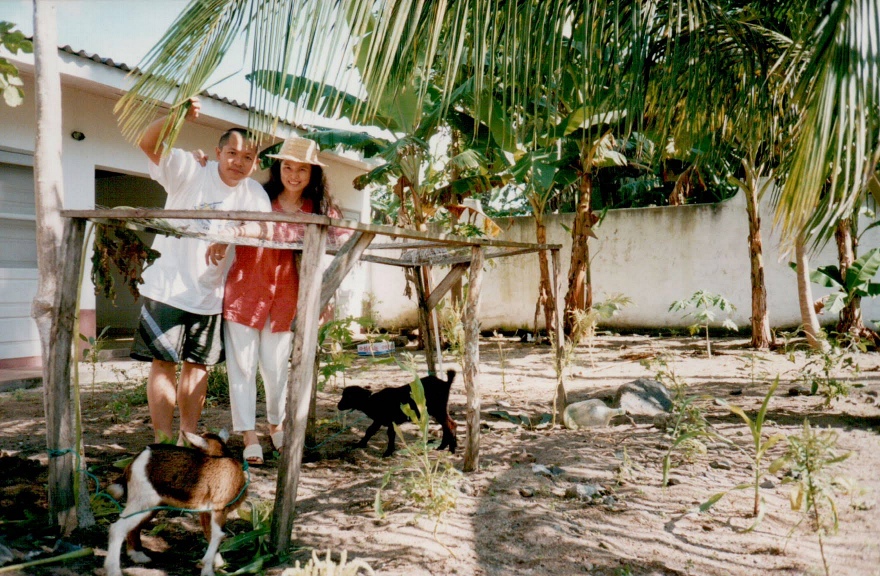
[338,370,457,457]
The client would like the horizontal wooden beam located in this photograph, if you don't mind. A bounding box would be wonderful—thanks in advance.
[62,209,561,251]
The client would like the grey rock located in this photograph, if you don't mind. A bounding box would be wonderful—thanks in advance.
[532,463,564,477]
[760,479,775,489]
[652,413,672,429]
[612,379,673,416]
[519,487,536,498]
[788,385,810,397]
[602,495,616,507]
[564,483,601,500]
[710,459,733,470]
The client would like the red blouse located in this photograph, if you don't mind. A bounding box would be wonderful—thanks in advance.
[223,199,347,332]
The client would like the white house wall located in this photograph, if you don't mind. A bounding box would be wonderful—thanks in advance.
[0,56,369,365]
[367,190,880,332]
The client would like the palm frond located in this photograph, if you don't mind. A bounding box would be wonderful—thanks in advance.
[773,0,880,248]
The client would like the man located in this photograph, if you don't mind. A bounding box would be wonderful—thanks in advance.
[130,97,271,443]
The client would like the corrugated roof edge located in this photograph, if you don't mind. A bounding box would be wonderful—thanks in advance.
[54,44,380,169]
[58,44,253,113]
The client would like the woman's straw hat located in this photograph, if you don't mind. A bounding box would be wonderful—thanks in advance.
[266,137,327,167]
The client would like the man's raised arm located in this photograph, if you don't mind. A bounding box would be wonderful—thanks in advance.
[137,98,201,166]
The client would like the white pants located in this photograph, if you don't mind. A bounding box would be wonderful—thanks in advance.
[224,318,293,432]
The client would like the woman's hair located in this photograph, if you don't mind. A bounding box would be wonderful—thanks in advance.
[263,160,330,215]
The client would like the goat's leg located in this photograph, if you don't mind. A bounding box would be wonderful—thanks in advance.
[198,511,227,571]
[105,508,155,576]
[199,511,227,576]
[357,421,382,448]
[383,425,397,457]
[437,415,457,453]
[126,510,157,564]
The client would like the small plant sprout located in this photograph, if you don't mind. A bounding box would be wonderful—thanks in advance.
[220,499,275,571]
[645,356,716,486]
[795,336,859,407]
[492,331,508,394]
[701,378,785,530]
[281,549,374,576]
[736,352,771,390]
[438,297,466,366]
[571,294,632,367]
[79,326,112,399]
[772,419,852,576]
[669,290,738,356]
[317,316,358,389]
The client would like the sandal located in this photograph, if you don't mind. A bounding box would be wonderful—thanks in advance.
[242,443,264,466]
[270,431,284,451]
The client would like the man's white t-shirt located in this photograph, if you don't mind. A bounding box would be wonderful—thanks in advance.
[140,148,271,315]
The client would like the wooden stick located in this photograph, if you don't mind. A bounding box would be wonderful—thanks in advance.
[62,209,561,250]
[426,263,469,311]
[271,223,327,555]
[414,267,436,375]
[46,218,86,534]
[551,249,567,418]
[463,246,484,473]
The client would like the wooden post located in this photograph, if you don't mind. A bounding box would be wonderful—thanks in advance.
[45,218,86,533]
[462,246,484,472]
[271,223,327,554]
[414,266,436,374]
[551,249,567,418]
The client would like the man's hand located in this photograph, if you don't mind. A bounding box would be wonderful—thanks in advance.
[192,149,208,167]
[205,242,228,266]
[184,96,201,121]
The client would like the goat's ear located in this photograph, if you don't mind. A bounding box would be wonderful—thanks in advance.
[184,432,207,450]
[218,429,230,443]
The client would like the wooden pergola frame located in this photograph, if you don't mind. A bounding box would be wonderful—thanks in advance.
[54,208,565,553]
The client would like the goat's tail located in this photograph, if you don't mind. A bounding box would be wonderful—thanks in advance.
[446,369,456,384]
[106,481,125,501]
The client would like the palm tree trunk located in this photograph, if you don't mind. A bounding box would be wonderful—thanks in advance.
[795,233,823,350]
[564,170,593,334]
[744,173,773,349]
[835,218,865,335]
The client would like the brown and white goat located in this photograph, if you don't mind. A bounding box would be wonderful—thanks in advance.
[104,430,247,576]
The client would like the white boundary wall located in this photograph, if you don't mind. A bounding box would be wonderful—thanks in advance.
[366,189,880,332]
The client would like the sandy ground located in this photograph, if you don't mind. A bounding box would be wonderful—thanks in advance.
[1,334,879,576]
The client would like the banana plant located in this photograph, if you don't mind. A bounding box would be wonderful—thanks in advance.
[808,248,880,316]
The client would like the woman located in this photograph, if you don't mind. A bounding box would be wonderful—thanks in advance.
[220,136,346,465]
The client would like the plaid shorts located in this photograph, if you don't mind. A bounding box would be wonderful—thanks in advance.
[130,298,225,365]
